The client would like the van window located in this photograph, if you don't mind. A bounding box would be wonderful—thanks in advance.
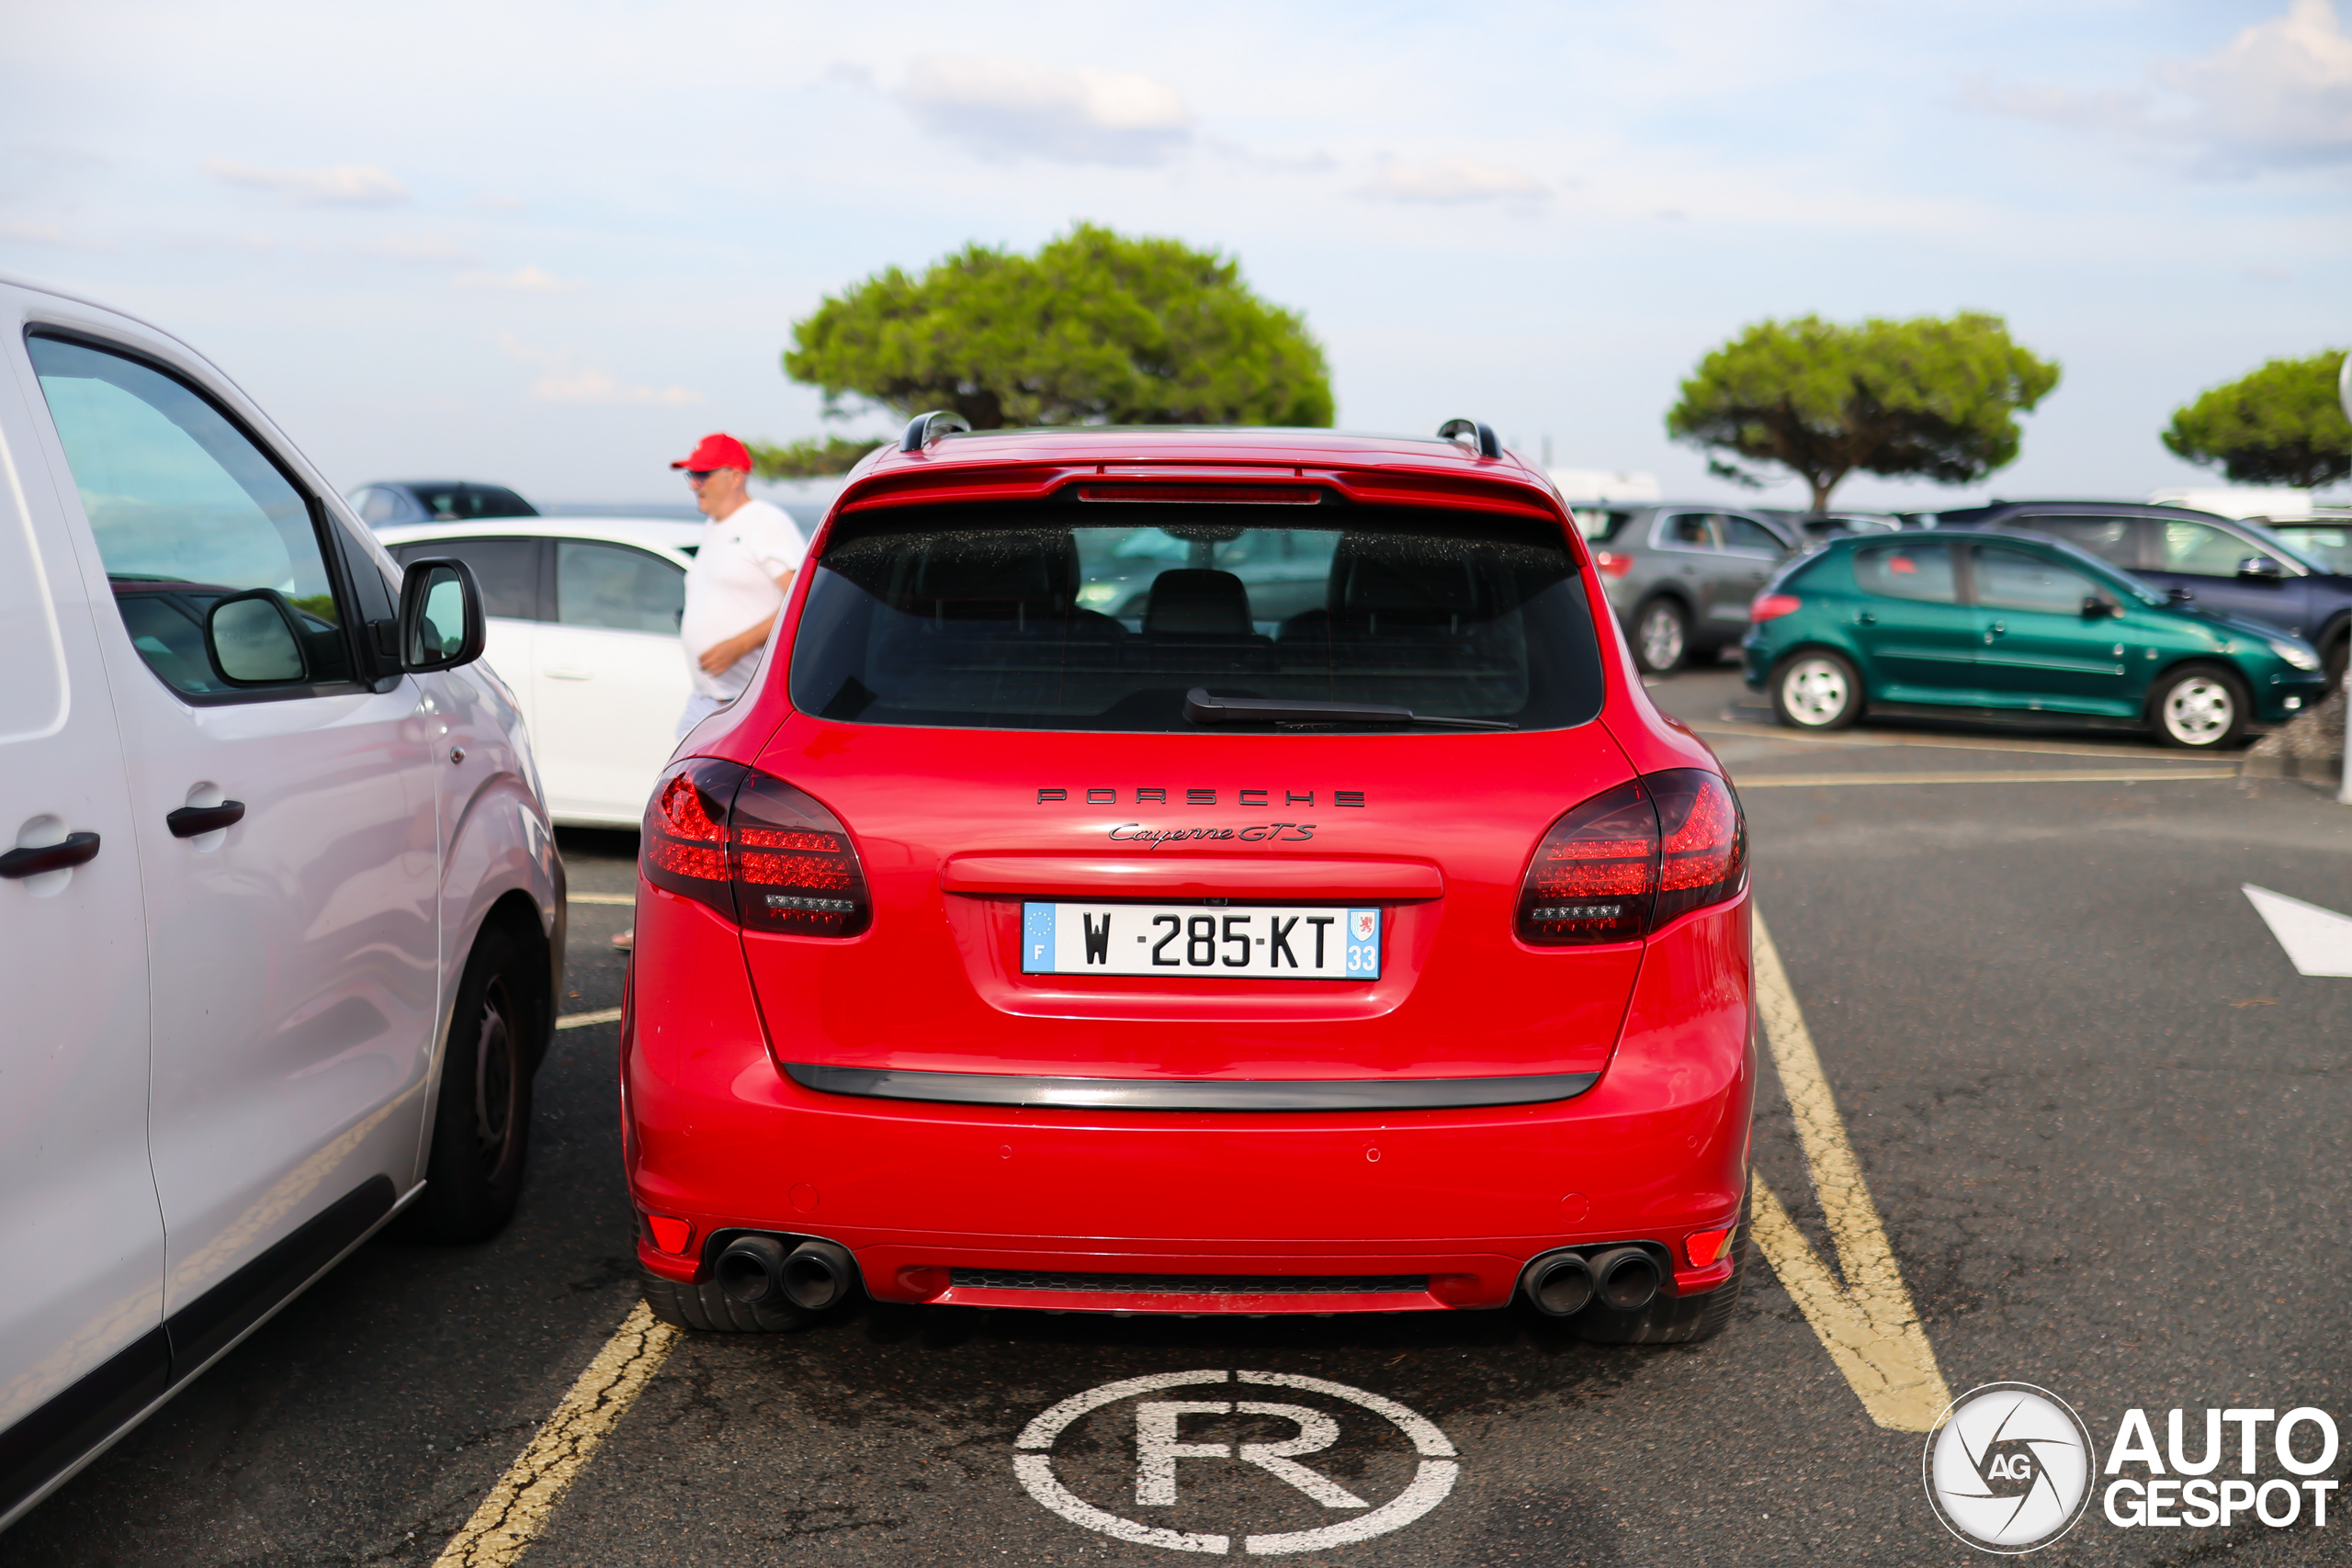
[28,333,354,696]
[789,502,1604,733]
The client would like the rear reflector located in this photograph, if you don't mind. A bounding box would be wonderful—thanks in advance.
[1749,592,1802,622]
[642,759,870,936]
[646,1214,692,1254]
[1593,550,1633,579]
[1075,483,1321,505]
[1516,770,1746,945]
[1685,1226,1735,1267]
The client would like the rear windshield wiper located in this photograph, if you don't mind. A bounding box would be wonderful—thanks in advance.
[1185,687,1515,732]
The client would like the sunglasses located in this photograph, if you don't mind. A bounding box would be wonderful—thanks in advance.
[685,469,717,482]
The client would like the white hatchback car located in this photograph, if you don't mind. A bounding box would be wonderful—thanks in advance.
[0,274,561,1529]
[375,518,698,827]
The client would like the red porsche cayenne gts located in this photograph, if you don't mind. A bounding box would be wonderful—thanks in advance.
[623,418,1754,1341]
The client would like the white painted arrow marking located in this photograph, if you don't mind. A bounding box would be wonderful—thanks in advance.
[2244,885,2352,977]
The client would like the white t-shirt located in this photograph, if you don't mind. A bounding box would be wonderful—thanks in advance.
[680,498,808,699]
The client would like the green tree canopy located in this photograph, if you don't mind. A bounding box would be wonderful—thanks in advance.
[744,434,888,480]
[782,222,1334,430]
[1666,311,2060,511]
[2162,351,2351,491]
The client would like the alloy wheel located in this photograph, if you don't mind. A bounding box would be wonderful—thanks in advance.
[1639,604,1686,671]
[1781,657,1850,726]
[2161,677,2235,746]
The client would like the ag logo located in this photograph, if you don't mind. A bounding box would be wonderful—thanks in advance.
[1013,1369,1458,1555]
[1924,1382,2095,1553]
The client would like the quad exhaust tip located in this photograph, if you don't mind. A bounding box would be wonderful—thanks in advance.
[717,1235,858,1312]
[1521,1245,1662,1316]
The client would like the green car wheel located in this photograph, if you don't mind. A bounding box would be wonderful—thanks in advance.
[1772,651,1860,730]
[2152,663,2247,749]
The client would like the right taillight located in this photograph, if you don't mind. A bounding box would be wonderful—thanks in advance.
[1516,770,1745,946]
[641,759,871,937]
[1593,550,1633,579]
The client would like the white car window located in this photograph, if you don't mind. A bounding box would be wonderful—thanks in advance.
[557,540,684,634]
[28,334,353,697]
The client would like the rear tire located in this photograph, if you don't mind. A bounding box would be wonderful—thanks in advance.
[397,924,537,1243]
[1771,650,1861,731]
[640,1265,821,1333]
[1633,598,1689,673]
[1575,1201,1749,1346]
[2151,662,2248,749]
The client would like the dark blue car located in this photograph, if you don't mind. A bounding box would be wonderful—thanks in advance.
[1927,501,2352,686]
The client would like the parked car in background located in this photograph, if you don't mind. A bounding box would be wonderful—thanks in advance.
[1576,503,1800,671]
[1750,507,1905,543]
[1744,530,2326,748]
[1,276,560,1531]
[379,517,698,826]
[1927,501,2352,687]
[349,479,539,527]
[2264,513,2352,577]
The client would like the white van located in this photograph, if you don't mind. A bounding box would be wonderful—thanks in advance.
[0,275,562,1529]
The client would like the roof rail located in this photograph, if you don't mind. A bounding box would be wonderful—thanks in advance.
[900,410,973,452]
[1437,419,1499,459]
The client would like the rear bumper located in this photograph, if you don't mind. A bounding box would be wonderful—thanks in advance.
[623,896,1755,1314]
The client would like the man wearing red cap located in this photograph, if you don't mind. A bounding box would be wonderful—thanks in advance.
[670,433,807,739]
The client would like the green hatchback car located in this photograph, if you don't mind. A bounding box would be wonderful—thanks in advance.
[1742,530,2328,748]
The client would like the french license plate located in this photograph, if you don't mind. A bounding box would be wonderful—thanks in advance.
[1021,903,1380,979]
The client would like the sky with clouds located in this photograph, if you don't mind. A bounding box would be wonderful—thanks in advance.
[3,0,2346,509]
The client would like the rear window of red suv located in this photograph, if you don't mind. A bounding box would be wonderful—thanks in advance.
[788,499,1605,732]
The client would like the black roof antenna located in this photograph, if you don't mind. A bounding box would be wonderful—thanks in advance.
[1437,419,1500,459]
[900,410,973,452]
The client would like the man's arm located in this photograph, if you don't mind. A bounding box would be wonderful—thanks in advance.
[695,567,797,676]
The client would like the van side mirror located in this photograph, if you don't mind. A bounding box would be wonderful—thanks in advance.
[2238,555,2285,581]
[205,590,311,685]
[398,558,486,672]
[2080,595,2119,619]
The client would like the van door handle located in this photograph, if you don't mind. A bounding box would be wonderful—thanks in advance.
[544,668,594,681]
[166,801,245,838]
[1,831,100,878]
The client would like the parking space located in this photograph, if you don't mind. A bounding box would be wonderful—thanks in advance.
[17,682,2352,1566]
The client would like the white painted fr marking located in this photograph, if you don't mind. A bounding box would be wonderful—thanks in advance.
[2244,885,2352,976]
[1014,1369,1456,1555]
[1749,913,1952,1433]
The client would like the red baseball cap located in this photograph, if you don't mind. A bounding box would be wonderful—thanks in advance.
[671,433,753,472]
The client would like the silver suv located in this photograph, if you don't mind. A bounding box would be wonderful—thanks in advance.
[1577,504,1800,672]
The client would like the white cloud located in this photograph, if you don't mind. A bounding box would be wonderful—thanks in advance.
[203,157,410,205]
[897,55,1191,165]
[2165,0,2352,164]
[357,233,480,265]
[493,332,703,407]
[1358,156,1548,203]
[1969,0,2352,169]
[457,264,584,291]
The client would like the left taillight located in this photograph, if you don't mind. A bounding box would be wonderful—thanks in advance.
[1749,592,1802,622]
[1516,769,1746,946]
[641,759,871,937]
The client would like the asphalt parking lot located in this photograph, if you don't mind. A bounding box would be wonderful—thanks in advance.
[17,665,2352,1567]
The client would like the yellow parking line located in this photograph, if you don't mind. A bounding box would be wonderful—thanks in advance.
[1749,914,1951,1432]
[1734,768,2233,787]
[567,892,634,906]
[432,1302,679,1567]
[1686,718,2208,762]
[555,1007,623,1031]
